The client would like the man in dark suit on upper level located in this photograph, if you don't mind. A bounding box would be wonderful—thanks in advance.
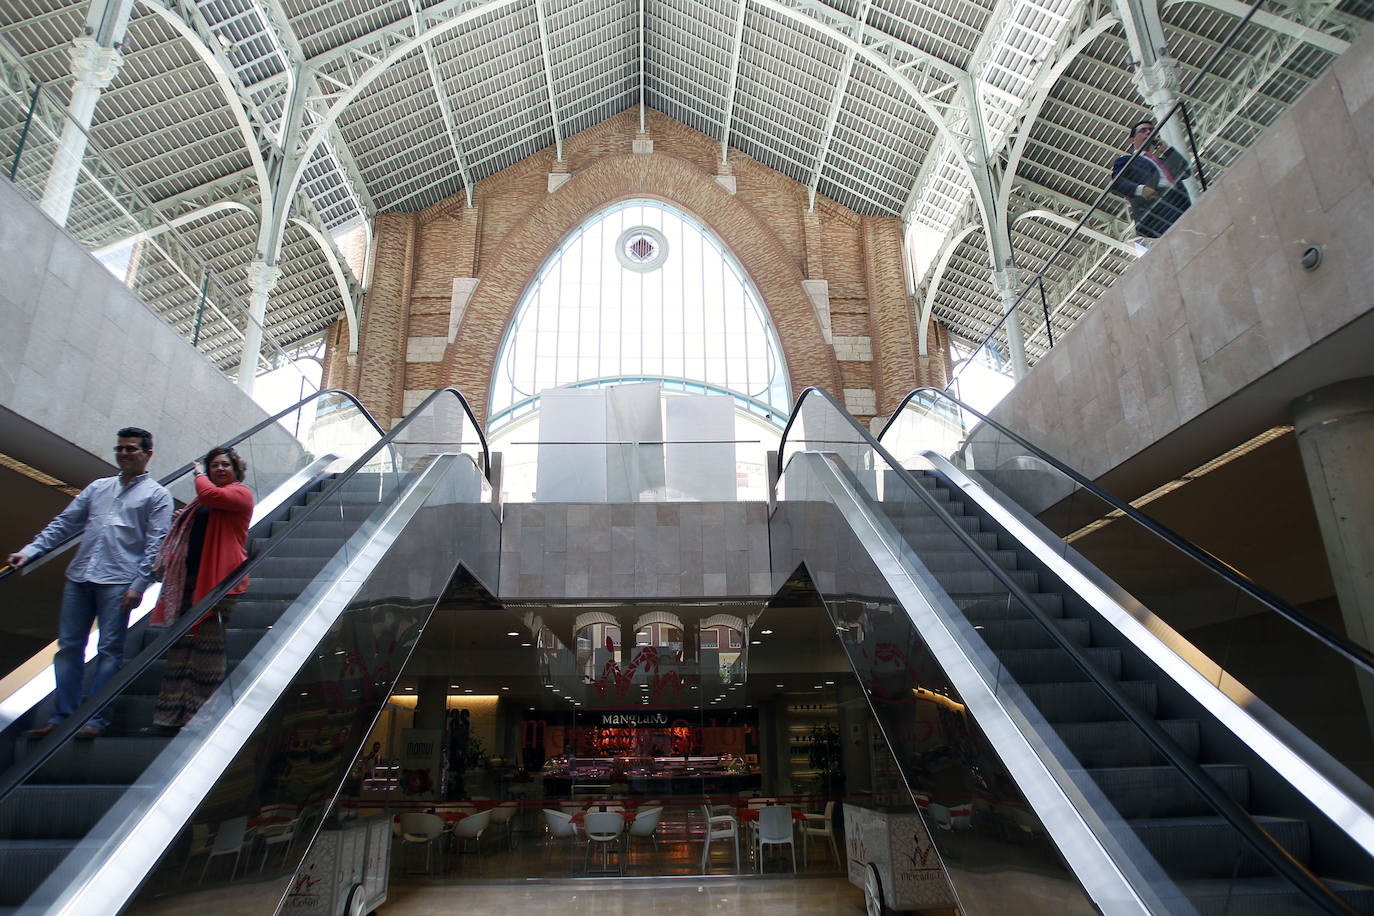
[1111,118,1193,239]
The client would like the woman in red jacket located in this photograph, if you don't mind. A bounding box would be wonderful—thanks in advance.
[147,446,254,732]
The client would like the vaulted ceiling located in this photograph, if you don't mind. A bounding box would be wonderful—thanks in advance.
[1,0,1368,378]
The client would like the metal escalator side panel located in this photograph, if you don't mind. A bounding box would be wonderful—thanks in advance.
[773,450,1176,916]
[0,456,339,733]
[921,450,1374,858]
[24,453,498,916]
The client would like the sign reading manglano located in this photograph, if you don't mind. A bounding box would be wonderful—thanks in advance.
[598,712,670,726]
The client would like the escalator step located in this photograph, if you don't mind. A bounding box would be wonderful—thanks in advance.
[957,593,1064,619]
[887,514,983,535]
[914,548,1021,573]
[879,500,969,519]
[901,530,999,551]
[1131,815,1310,878]
[1055,718,1200,767]
[1178,876,1374,915]
[0,785,128,839]
[1019,680,1158,722]
[22,736,172,785]
[230,599,293,629]
[994,645,1120,682]
[973,617,1090,650]
[256,538,352,559]
[269,520,361,540]
[248,578,321,600]
[286,504,376,522]
[225,627,268,659]
[0,838,77,905]
[252,556,339,580]
[929,567,1040,594]
[1088,764,1251,818]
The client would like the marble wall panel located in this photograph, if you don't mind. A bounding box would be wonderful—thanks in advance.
[498,502,772,599]
[990,28,1374,485]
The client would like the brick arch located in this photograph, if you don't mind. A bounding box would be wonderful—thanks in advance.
[444,152,842,425]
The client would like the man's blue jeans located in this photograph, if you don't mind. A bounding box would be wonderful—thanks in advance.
[51,580,130,730]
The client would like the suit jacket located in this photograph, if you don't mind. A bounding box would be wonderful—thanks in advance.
[1111,145,1192,238]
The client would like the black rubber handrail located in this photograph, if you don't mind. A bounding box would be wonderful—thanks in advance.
[0,389,385,584]
[779,385,1354,915]
[879,385,1374,679]
[0,387,486,806]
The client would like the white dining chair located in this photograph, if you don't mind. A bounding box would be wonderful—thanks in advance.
[756,805,796,873]
[489,801,518,850]
[399,812,446,874]
[626,805,664,858]
[452,809,491,872]
[583,810,626,875]
[198,816,249,883]
[543,808,578,861]
[699,805,739,873]
[802,801,838,865]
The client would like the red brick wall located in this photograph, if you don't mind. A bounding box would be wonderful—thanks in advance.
[324,109,946,427]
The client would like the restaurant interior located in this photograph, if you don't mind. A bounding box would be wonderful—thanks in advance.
[343,588,925,882]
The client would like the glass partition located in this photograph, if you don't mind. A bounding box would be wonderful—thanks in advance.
[779,388,1370,915]
[0,390,492,913]
[880,387,1374,786]
[497,439,770,503]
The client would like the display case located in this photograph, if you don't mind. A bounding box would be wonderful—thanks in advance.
[541,754,759,796]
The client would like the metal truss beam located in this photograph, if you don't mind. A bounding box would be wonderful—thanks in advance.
[1174,0,1349,53]
[289,0,980,227]
[807,0,871,210]
[532,0,565,161]
[719,0,749,165]
[410,0,475,207]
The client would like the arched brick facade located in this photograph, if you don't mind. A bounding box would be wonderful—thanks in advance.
[323,109,946,428]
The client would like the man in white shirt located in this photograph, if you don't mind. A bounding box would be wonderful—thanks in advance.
[7,427,173,739]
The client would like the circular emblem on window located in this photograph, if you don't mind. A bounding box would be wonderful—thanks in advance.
[615,226,668,272]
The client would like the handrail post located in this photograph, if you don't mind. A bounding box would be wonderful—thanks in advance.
[1179,100,1208,191]
[1038,277,1053,348]
[8,80,42,182]
[191,270,210,346]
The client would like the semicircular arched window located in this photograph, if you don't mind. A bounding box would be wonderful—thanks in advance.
[488,200,790,433]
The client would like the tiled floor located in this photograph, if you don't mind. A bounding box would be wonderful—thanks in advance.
[389,805,846,882]
[378,875,867,914]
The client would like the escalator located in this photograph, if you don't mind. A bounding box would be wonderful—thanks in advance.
[0,388,388,711]
[0,388,499,914]
[773,387,1374,914]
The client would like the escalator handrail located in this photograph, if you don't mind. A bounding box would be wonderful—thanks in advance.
[0,388,386,585]
[878,386,1374,678]
[778,385,1354,915]
[0,387,483,807]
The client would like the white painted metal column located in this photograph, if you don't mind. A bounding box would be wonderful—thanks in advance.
[965,75,1029,380]
[237,260,282,393]
[40,39,124,225]
[1114,0,1203,203]
[992,266,1029,380]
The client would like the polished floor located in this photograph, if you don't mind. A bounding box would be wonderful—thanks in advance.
[378,876,867,914]
[389,804,846,883]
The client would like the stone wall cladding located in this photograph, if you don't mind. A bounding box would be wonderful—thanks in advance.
[988,28,1374,484]
[499,502,772,599]
[324,109,946,425]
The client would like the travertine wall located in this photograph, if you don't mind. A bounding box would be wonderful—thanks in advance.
[323,109,948,428]
[988,30,1374,486]
[499,502,771,600]
[0,178,277,479]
